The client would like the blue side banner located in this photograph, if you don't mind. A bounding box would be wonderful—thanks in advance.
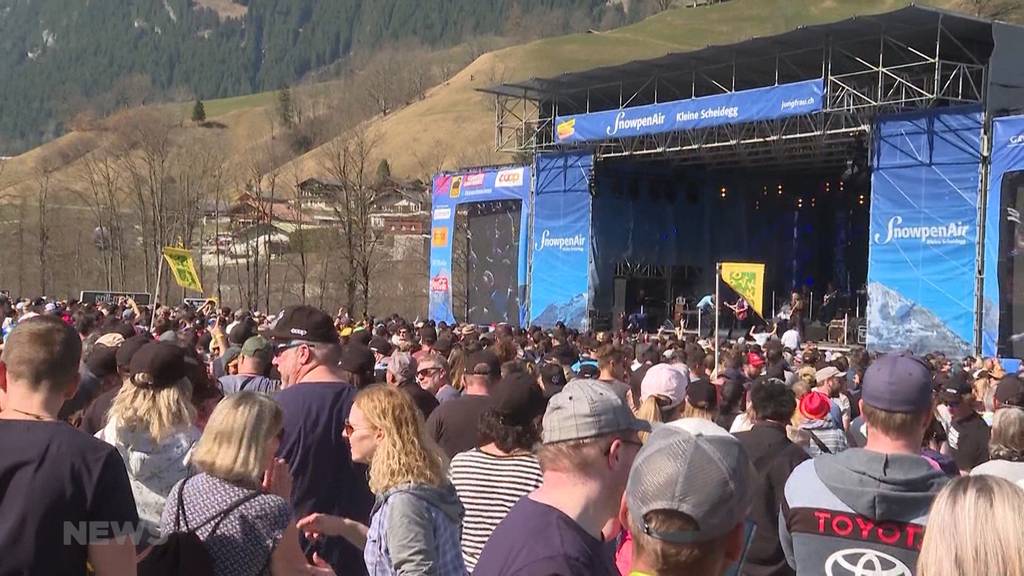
[983,115,1024,358]
[554,79,823,144]
[429,166,531,326]
[530,152,593,329]
[867,107,983,357]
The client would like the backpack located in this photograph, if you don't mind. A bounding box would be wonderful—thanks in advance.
[138,475,263,576]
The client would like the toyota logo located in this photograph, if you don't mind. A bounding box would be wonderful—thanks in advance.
[825,548,911,576]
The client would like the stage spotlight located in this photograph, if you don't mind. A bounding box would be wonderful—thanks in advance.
[777,184,783,196]
[720,186,727,198]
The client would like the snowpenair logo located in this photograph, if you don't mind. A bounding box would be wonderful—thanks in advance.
[873,216,970,246]
[556,118,576,141]
[537,229,586,252]
[495,167,525,188]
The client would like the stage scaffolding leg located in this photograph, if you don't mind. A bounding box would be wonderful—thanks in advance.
[714,262,721,379]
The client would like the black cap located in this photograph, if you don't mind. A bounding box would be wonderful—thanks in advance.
[540,362,568,390]
[940,371,973,401]
[340,345,375,376]
[995,375,1024,408]
[466,350,501,377]
[116,334,152,369]
[86,345,119,379]
[491,372,547,426]
[369,336,393,356]
[228,318,257,345]
[577,363,600,379]
[262,306,339,344]
[130,342,187,389]
[685,378,719,410]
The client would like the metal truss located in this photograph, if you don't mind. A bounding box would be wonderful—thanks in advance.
[615,260,668,279]
[487,16,989,167]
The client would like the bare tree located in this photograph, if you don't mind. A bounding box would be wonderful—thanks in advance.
[33,164,54,295]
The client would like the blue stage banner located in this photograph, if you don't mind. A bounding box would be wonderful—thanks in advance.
[530,152,593,329]
[983,115,1024,358]
[867,107,983,357]
[429,166,531,326]
[554,79,823,144]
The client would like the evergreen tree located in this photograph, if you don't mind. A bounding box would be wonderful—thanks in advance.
[376,159,391,182]
[191,99,207,123]
[277,86,296,129]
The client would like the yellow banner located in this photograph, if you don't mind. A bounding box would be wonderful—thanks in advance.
[720,262,765,318]
[162,247,204,293]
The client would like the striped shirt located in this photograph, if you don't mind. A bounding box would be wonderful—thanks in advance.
[449,448,543,571]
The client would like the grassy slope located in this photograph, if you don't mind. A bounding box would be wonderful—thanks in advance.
[281,0,960,181]
[0,0,967,196]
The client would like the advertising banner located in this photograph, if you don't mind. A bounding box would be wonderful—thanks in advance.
[721,262,766,318]
[530,152,593,329]
[162,247,204,293]
[983,114,1024,357]
[867,107,983,357]
[79,291,152,306]
[429,166,530,326]
[554,79,823,144]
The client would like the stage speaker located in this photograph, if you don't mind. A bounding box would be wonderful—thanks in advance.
[804,322,827,343]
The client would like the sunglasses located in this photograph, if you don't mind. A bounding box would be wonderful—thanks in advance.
[273,341,315,357]
[416,367,441,377]
[343,420,373,436]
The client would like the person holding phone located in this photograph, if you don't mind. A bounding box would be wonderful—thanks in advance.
[617,424,755,576]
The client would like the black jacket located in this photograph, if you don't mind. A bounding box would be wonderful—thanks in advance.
[734,421,809,576]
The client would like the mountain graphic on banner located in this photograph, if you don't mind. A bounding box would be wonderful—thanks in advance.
[866,282,971,357]
[534,292,588,329]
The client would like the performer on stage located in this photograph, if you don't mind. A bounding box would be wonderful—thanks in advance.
[724,297,750,339]
[818,282,840,323]
[789,290,805,338]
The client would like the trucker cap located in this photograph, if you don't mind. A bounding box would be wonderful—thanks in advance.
[542,379,651,444]
[861,353,933,413]
[626,425,754,544]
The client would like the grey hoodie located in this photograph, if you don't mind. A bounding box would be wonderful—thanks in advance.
[366,482,466,575]
[780,448,948,576]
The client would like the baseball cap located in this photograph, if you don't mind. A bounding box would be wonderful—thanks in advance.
[116,334,151,369]
[540,363,568,395]
[388,352,417,383]
[130,342,187,389]
[542,378,651,444]
[228,318,257,345]
[746,352,765,368]
[685,379,718,411]
[861,353,933,413]
[368,336,393,357]
[640,364,688,409]
[799,391,832,421]
[86,345,119,379]
[940,371,973,402]
[577,363,600,379]
[339,345,375,375]
[95,333,126,348]
[262,305,339,344]
[491,372,547,427]
[815,366,845,383]
[626,425,754,544]
[240,336,272,360]
[466,350,501,378]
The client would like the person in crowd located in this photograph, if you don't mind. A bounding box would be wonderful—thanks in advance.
[994,373,1024,410]
[415,352,459,403]
[449,371,546,571]
[338,343,377,389]
[369,336,394,383]
[268,305,374,575]
[618,425,755,576]
[539,360,568,399]
[59,334,122,423]
[637,363,687,441]
[716,378,746,431]
[628,345,660,407]
[812,365,848,430]
[387,351,438,419]
[744,351,766,382]
[779,323,800,353]
[734,379,808,576]
[80,334,150,434]
[96,341,201,544]
[795,391,847,456]
[426,349,499,458]
[296,385,466,575]
[682,377,719,421]
[917,475,1024,576]
[162,391,334,575]
[413,326,437,361]
[0,316,139,575]
[595,344,631,401]
[940,372,991,473]
[474,379,649,575]
[971,405,1024,484]
[781,353,949,575]
[218,335,279,395]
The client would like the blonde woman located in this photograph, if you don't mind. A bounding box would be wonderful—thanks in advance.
[96,342,201,542]
[918,475,1024,576]
[297,385,466,576]
[636,364,686,442]
[159,391,333,575]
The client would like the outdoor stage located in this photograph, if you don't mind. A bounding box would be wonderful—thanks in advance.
[429,6,1024,359]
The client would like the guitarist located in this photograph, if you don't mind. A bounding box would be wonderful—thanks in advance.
[724,297,750,339]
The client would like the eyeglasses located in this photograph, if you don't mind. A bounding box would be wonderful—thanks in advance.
[416,367,441,377]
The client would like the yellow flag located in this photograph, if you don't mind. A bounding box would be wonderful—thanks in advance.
[720,262,765,318]
[162,247,204,293]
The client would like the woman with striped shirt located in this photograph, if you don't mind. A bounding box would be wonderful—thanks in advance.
[449,371,547,571]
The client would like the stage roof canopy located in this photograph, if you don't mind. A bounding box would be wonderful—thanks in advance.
[483,5,1024,166]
